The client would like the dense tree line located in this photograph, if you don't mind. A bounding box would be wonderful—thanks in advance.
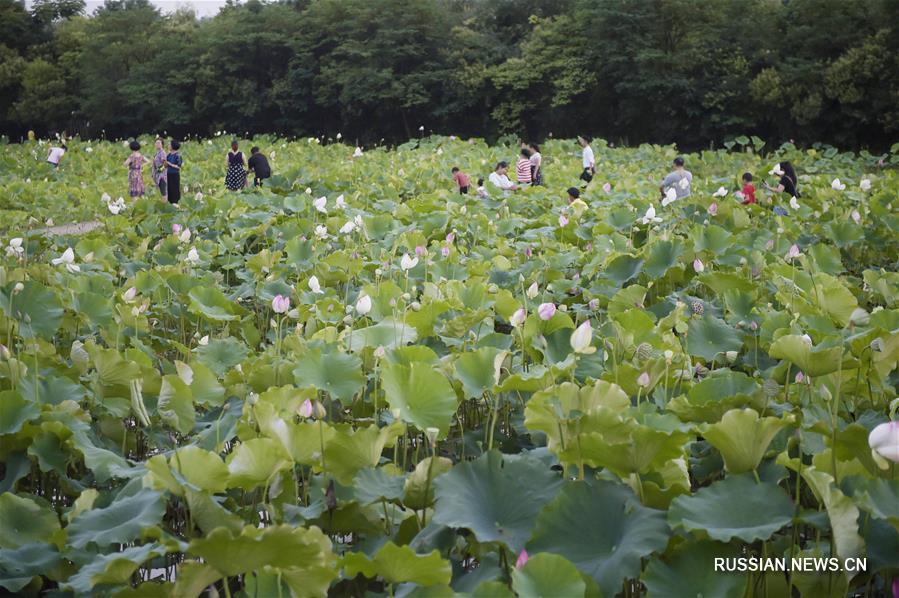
[2,0,898,149]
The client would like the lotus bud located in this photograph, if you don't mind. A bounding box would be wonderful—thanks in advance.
[725,350,738,363]
[868,421,899,463]
[537,303,556,320]
[313,400,327,419]
[588,298,599,310]
[410,301,421,311]
[298,399,314,418]
[800,334,812,346]
[510,308,526,328]
[425,427,439,447]
[374,346,386,359]
[356,294,372,315]
[121,287,137,302]
[664,349,674,363]
[402,293,411,301]
[272,294,290,314]
[558,304,568,312]
[400,253,418,271]
[0,344,10,361]
[849,308,869,327]
[516,550,529,569]
[637,372,650,387]
[795,371,805,384]
[13,282,24,294]
[693,259,704,273]
[526,282,539,299]
[570,320,595,354]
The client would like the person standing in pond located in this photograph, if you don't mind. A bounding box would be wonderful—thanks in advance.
[123,140,150,197]
[578,135,595,183]
[247,146,271,187]
[528,142,543,185]
[516,148,532,186]
[488,161,518,196]
[660,156,693,201]
[225,141,247,191]
[165,140,183,204]
[451,166,471,194]
[47,143,67,168]
[151,138,168,200]
[765,161,800,199]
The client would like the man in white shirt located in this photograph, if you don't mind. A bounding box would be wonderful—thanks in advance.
[659,156,693,202]
[488,161,518,196]
[578,135,594,183]
[47,144,67,167]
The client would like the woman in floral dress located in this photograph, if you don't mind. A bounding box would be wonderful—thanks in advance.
[124,140,150,197]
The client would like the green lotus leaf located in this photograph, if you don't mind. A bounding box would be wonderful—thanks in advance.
[170,445,229,493]
[157,374,196,435]
[528,481,670,597]
[768,334,844,377]
[0,390,39,435]
[403,456,453,510]
[454,347,506,399]
[642,540,747,598]
[67,489,166,549]
[511,552,586,598]
[293,347,364,404]
[188,285,247,321]
[227,438,290,490]
[432,451,562,553]
[800,467,864,560]
[0,281,63,339]
[603,254,644,285]
[346,318,417,352]
[579,424,691,476]
[668,474,793,542]
[353,467,406,505]
[381,361,457,438]
[0,494,60,549]
[702,409,791,474]
[172,562,223,598]
[195,336,250,376]
[643,239,684,279]
[184,489,244,534]
[686,316,743,362]
[63,543,167,594]
[692,223,733,254]
[323,423,404,485]
[854,478,899,527]
[342,541,451,587]
[0,542,61,593]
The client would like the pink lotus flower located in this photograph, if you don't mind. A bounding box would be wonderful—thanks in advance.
[588,298,599,310]
[869,421,899,463]
[765,239,775,251]
[795,371,805,384]
[272,294,291,314]
[516,550,529,569]
[538,302,556,320]
[851,210,861,224]
[415,245,426,257]
[750,321,758,331]
[446,232,455,243]
[693,259,705,273]
[298,399,313,418]
[637,372,650,387]
[441,246,450,258]
[786,244,801,261]
[707,202,718,216]
[603,182,612,194]
[559,214,569,227]
[172,223,182,234]
[525,246,532,258]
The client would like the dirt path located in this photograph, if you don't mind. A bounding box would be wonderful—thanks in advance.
[34,221,103,236]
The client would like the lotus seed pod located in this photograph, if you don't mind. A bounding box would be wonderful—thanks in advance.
[691,300,704,316]
[694,363,708,378]
[636,342,653,361]
[763,379,780,398]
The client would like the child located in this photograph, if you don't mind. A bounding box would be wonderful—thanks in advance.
[47,143,67,167]
[476,178,489,199]
[740,172,756,205]
[123,140,150,197]
[165,140,183,204]
[567,187,580,203]
[452,166,470,195]
[516,149,532,185]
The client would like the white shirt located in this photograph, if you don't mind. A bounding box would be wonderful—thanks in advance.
[47,147,65,164]
[582,145,594,169]
[489,171,514,191]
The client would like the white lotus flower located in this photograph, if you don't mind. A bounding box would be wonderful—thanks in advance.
[122,287,138,302]
[305,187,312,195]
[355,294,372,315]
[789,196,800,210]
[831,178,846,191]
[353,147,363,157]
[713,186,727,198]
[186,247,200,264]
[335,194,346,209]
[400,254,418,271]
[860,178,871,191]
[510,308,526,328]
[786,244,802,262]
[336,133,342,140]
[270,151,276,160]
[51,247,80,273]
[179,228,192,243]
[418,125,425,131]
[339,221,356,235]
[101,192,111,204]
[662,187,678,207]
[313,196,328,213]
[570,320,596,354]
[851,210,861,224]
[108,197,126,214]
[637,372,651,387]
[640,204,662,225]
[6,238,24,257]
[198,335,209,346]
[353,214,364,229]
[85,147,92,153]
[800,333,813,346]
[314,224,328,239]
[869,421,899,463]
[769,164,785,176]
[308,275,324,294]
[195,192,204,202]
[526,282,539,299]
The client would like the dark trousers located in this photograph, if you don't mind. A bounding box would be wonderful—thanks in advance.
[459,186,469,195]
[580,168,594,183]
[168,171,181,203]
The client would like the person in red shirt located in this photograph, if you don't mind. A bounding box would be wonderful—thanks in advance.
[741,172,757,204]
[451,167,471,195]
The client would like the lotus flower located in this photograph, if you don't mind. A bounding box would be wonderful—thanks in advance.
[446,232,455,243]
[339,221,356,235]
[313,196,328,213]
[441,246,450,257]
[418,125,425,132]
[851,210,861,224]
[588,298,599,310]
[765,239,775,251]
[769,164,785,176]
[602,182,612,193]
[51,247,80,273]
[868,421,899,463]
[314,225,328,239]
[707,202,718,216]
[195,191,204,202]
[524,246,532,258]
[640,204,662,225]
[570,320,596,354]
[789,196,800,210]
[558,214,569,227]
[400,254,418,270]
[186,247,200,264]
[526,282,539,299]
[198,335,209,346]
[662,187,678,207]
[353,147,363,157]
[335,194,346,209]
[85,147,92,153]
[101,192,111,203]
[298,399,314,418]
[108,197,126,214]
[415,245,426,257]
[336,132,342,140]
[6,238,24,257]
[537,302,556,321]
[510,308,526,328]
[831,178,846,191]
[355,294,372,315]
[713,186,727,198]
[516,550,529,569]
[308,275,324,294]
[860,178,871,191]
[179,228,192,243]
[122,287,138,302]
[637,372,651,387]
[272,294,290,314]
[305,187,312,195]
[172,223,182,234]
[786,244,801,261]
[693,258,705,273]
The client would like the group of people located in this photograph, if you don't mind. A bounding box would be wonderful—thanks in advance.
[450,135,802,214]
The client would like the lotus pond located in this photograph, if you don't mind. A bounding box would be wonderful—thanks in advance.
[1,136,898,597]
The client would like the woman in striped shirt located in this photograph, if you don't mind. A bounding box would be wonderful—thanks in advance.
[516,148,532,185]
